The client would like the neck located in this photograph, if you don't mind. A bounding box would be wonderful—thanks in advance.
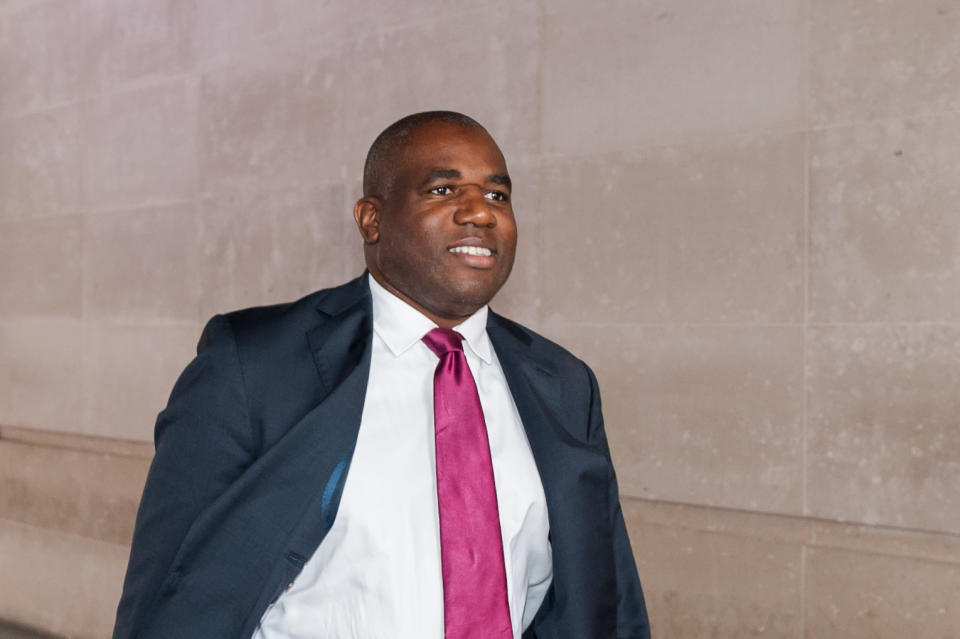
[366,270,476,329]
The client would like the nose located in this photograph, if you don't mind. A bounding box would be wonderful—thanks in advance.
[453,186,496,227]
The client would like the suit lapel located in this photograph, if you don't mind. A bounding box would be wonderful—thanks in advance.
[307,274,374,400]
[488,312,616,637]
[487,312,563,463]
[283,274,374,542]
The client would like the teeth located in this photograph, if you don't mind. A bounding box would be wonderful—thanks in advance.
[449,246,492,257]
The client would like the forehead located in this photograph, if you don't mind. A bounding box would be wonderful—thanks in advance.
[397,121,507,174]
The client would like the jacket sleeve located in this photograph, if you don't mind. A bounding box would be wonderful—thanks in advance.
[585,364,652,639]
[113,315,258,639]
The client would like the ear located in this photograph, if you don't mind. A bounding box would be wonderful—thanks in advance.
[353,197,382,244]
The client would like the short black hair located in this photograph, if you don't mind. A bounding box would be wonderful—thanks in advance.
[362,111,486,199]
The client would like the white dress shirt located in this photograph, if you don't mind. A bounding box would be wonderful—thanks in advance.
[252,275,552,638]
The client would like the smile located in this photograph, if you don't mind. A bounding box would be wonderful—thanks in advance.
[449,246,493,257]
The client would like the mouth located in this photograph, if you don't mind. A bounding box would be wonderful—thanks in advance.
[448,245,493,257]
[447,241,497,268]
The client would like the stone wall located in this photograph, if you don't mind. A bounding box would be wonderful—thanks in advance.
[1,1,958,636]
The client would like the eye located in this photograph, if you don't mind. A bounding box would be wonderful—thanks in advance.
[429,185,454,196]
[484,190,509,202]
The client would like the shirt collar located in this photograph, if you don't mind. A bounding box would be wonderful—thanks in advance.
[369,274,492,364]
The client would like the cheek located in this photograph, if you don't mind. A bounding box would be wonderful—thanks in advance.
[500,223,519,260]
[376,231,440,277]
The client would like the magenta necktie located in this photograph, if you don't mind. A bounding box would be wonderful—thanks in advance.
[422,327,512,639]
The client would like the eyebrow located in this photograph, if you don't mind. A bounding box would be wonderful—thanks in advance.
[487,173,512,190]
[420,168,512,190]
[421,168,461,186]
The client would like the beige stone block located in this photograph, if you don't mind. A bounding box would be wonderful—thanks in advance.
[812,519,960,566]
[807,325,960,533]
[0,319,82,431]
[0,1,85,115]
[0,215,81,318]
[805,546,960,638]
[542,0,806,155]
[199,45,345,197]
[194,0,290,65]
[80,78,198,212]
[83,203,201,322]
[338,11,541,173]
[0,103,80,221]
[198,184,349,318]
[809,115,960,322]
[810,0,960,126]
[629,497,812,546]
[81,0,197,92]
[345,0,537,35]
[624,500,803,638]
[0,518,128,639]
[0,2,47,17]
[0,439,149,544]
[541,133,804,324]
[0,424,153,458]
[625,498,960,638]
[195,0,537,84]
[556,324,804,514]
[81,321,201,441]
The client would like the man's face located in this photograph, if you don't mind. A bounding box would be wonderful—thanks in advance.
[358,122,517,325]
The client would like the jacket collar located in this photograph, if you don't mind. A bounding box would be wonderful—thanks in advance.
[487,311,558,379]
[307,274,374,399]
[306,274,563,428]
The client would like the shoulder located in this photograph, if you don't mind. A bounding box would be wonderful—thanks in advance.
[216,275,370,346]
[188,275,372,433]
[488,311,606,444]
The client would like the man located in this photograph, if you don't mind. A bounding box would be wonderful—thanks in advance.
[114,111,650,638]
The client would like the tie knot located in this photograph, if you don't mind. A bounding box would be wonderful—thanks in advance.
[422,327,465,358]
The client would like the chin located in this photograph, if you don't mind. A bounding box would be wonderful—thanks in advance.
[449,287,503,312]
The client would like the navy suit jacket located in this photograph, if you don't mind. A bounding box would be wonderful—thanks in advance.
[114,275,650,638]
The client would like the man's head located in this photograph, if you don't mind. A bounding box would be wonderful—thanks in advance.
[354,111,517,327]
